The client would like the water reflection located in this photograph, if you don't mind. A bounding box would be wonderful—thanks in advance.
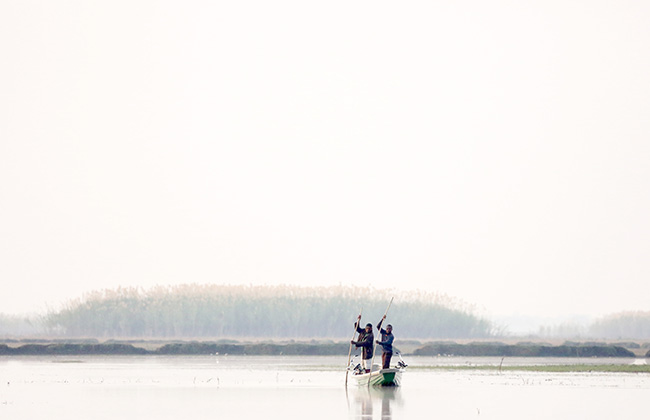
[348,387,400,420]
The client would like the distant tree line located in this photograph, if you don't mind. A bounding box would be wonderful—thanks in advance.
[6,287,649,339]
[537,322,587,338]
[536,311,650,340]
[0,314,42,336]
[588,311,650,339]
[42,284,497,339]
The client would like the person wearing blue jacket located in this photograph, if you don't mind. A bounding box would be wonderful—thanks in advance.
[376,315,394,369]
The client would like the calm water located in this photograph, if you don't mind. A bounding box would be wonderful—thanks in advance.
[1,355,648,419]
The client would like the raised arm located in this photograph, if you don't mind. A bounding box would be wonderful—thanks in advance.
[354,314,364,333]
[377,314,386,332]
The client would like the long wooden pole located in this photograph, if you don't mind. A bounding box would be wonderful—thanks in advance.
[345,307,363,387]
[368,297,394,387]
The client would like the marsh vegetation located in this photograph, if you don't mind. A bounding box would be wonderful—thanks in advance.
[40,285,495,338]
[4,285,650,341]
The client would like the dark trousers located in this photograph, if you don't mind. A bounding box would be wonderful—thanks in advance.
[382,352,393,369]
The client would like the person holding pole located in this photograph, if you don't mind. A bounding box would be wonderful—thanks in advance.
[345,307,362,386]
[376,314,394,369]
[351,314,374,373]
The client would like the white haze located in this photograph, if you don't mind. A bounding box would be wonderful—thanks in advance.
[1,1,649,330]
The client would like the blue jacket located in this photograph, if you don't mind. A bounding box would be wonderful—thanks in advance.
[376,319,394,353]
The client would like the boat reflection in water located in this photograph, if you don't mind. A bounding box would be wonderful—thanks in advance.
[348,386,401,420]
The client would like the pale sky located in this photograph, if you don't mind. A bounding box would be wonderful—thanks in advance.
[1,1,649,321]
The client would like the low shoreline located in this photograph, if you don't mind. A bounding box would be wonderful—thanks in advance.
[1,339,648,358]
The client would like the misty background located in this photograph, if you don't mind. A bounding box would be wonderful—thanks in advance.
[1,1,649,338]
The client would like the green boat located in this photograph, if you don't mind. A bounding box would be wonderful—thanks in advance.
[351,367,404,387]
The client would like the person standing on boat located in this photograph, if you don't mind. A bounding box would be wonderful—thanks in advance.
[376,315,394,369]
[351,315,374,373]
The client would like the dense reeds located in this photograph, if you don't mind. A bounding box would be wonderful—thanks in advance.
[42,284,496,339]
[4,288,650,339]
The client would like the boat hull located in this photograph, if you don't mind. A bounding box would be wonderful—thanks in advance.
[351,368,403,387]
